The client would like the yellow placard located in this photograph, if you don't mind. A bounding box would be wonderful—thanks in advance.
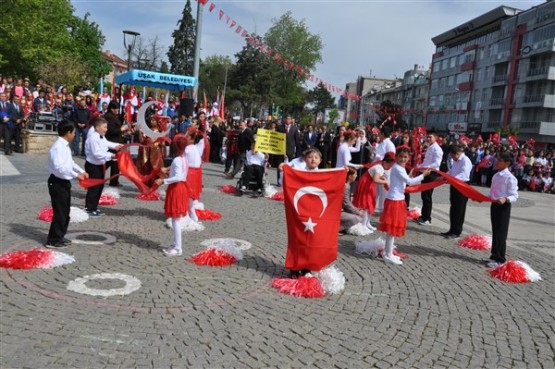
[255,129,286,155]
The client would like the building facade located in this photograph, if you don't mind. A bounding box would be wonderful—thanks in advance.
[428,2,555,143]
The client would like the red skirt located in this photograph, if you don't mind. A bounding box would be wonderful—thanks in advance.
[378,199,408,237]
[352,171,376,213]
[187,167,202,200]
[164,181,189,218]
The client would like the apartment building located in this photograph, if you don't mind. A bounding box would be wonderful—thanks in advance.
[429,1,555,143]
[343,76,395,124]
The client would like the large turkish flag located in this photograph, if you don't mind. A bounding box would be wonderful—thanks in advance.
[283,166,346,271]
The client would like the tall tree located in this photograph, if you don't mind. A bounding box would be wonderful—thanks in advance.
[308,82,336,116]
[263,11,323,116]
[167,0,196,75]
[199,55,232,102]
[134,35,165,71]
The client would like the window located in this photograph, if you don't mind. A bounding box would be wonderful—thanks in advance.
[450,57,457,68]
[442,59,448,70]
[448,75,454,86]
[431,79,439,89]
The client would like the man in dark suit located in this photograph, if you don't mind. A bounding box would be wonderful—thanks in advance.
[0,92,14,155]
[10,96,25,153]
[209,117,224,163]
[316,124,332,169]
[303,124,317,152]
[283,114,300,161]
[228,120,254,178]
[104,101,128,187]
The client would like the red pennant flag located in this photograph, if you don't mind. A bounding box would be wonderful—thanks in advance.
[218,10,224,20]
[241,30,248,38]
[230,20,236,28]
[198,0,208,4]
[208,3,215,11]
[283,166,346,272]
[235,25,242,34]
[225,15,230,24]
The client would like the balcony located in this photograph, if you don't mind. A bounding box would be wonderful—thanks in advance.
[460,61,475,71]
[515,94,555,108]
[526,66,555,81]
[492,74,508,84]
[486,121,502,129]
[457,82,473,92]
[518,121,541,133]
[489,98,505,107]
[463,44,478,52]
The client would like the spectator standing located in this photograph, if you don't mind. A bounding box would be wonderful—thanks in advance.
[0,93,14,155]
[417,130,443,226]
[104,101,128,187]
[316,124,332,169]
[10,96,25,153]
[72,98,91,156]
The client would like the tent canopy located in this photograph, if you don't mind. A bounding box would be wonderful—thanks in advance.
[115,69,197,91]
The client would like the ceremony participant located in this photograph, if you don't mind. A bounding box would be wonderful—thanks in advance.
[374,127,396,212]
[136,116,166,186]
[239,141,267,196]
[0,92,14,155]
[416,130,443,226]
[335,131,362,168]
[441,145,472,239]
[379,147,430,265]
[316,124,332,169]
[352,152,395,231]
[340,166,364,234]
[155,135,189,256]
[482,152,519,268]
[184,129,205,222]
[227,120,254,179]
[104,101,128,187]
[84,117,121,217]
[45,120,89,248]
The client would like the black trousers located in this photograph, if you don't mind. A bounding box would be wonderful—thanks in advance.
[47,175,71,243]
[420,171,439,222]
[231,152,247,177]
[490,202,511,263]
[107,157,120,186]
[85,161,105,211]
[13,124,22,151]
[241,164,264,190]
[449,185,468,236]
[2,123,13,153]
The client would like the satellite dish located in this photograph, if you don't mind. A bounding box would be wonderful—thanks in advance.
[137,101,171,139]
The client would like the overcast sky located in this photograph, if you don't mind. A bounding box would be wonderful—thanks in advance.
[71,0,544,95]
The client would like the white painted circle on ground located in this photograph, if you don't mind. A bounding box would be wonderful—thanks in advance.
[67,273,141,297]
[200,238,252,250]
[65,231,116,245]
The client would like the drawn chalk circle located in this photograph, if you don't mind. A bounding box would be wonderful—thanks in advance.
[67,273,141,297]
[200,238,252,251]
[65,231,116,245]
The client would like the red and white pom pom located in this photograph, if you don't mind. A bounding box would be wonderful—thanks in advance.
[355,237,407,259]
[38,206,89,223]
[136,191,161,201]
[102,187,120,198]
[99,188,119,205]
[407,207,421,220]
[347,223,373,236]
[264,184,279,198]
[457,234,492,250]
[165,217,205,232]
[487,260,542,283]
[315,265,345,295]
[0,248,75,270]
[187,240,243,267]
[195,209,222,221]
[193,201,205,210]
[271,274,325,298]
[269,191,284,202]
[219,185,238,194]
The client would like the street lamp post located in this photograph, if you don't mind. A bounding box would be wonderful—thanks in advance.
[123,30,140,71]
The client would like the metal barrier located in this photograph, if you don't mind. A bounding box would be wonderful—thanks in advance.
[26,112,58,132]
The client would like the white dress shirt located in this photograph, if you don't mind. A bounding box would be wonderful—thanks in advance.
[489,168,519,203]
[246,150,265,166]
[48,137,85,180]
[386,163,425,201]
[286,157,307,170]
[375,138,396,160]
[85,130,119,165]
[185,144,202,168]
[421,142,443,170]
[164,156,188,185]
[447,153,472,182]
[336,139,361,168]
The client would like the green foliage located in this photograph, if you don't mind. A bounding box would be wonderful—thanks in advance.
[0,0,108,84]
[308,82,335,115]
[498,125,519,137]
[159,61,170,73]
[167,0,196,75]
[328,109,339,127]
[36,54,89,90]
[199,55,232,101]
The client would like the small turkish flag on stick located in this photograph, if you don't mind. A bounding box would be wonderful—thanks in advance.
[283,166,346,272]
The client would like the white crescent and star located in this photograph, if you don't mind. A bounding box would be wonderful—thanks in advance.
[293,186,328,233]
[137,101,171,139]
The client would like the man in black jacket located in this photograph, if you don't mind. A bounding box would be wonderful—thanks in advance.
[72,98,90,156]
[316,124,332,169]
[104,101,128,187]
[228,120,254,178]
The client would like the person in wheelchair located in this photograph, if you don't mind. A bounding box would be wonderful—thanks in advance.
[239,142,267,196]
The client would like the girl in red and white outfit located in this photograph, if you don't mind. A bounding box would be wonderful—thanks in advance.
[155,135,189,256]
[352,152,395,232]
[184,127,209,222]
[378,147,430,265]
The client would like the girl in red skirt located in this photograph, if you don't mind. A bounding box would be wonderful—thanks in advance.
[352,152,395,231]
[378,147,431,265]
[155,135,189,256]
[184,128,207,222]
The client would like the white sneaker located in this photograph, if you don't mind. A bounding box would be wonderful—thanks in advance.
[383,254,403,265]
[163,247,182,256]
[418,220,431,226]
[366,223,376,231]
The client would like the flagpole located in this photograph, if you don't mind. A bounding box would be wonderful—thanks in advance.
[193,1,204,102]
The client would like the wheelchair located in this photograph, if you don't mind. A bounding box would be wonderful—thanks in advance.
[235,162,267,197]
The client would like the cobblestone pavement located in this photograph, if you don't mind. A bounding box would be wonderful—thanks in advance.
[1,154,554,369]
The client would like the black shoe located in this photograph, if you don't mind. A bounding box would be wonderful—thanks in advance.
[289,270,300,278]
[445,234,460,240]
[60,238,72,245]
[88,210,105,217]
[440,231,451,237]
[300,269,311,276]
[44,241,68,249]
[109,183,123,188]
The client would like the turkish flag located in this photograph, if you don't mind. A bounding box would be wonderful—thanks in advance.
[283,166,346,271]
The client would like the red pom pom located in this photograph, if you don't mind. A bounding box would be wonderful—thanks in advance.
[271,276,325,298]
[457,234,491,250]
[487,260,529,283]
[0,248,54,269]
[269,191,284,202]
[195,209,222,221]
[187,248,237,266]
[99,194,118,205]
[406,208,420,220]
[38,206,53,222]
[136,192,161,201]
[219,185,238,194]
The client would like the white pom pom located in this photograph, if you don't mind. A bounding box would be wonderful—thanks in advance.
[69,207,89,223]
[316,265,345,295]
[355,237,385,257]
[159,189,166,200]
[166,216,205,232]
[49,251,76,268]
[347,223,374,236]
[102,187,120,198]
[193,201,205,210]
[264,184,278,198]
[517,261,542,282]
[210,240,244,260]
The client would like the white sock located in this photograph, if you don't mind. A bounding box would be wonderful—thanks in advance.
[384,234,395,258]
[188,199,198,221]
[172,218,182,251]
[362,211,369,226]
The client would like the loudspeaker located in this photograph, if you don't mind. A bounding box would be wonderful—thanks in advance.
[179,98,195,117]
